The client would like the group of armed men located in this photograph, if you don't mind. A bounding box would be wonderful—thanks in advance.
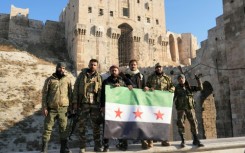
[41,59,204,153]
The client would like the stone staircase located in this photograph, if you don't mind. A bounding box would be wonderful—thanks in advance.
[10,137,245,153]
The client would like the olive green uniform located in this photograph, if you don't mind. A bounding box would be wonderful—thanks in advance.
[174,82,203,135]
[146,72,175,146]
[72,68,102,149]
[42,73,72,142]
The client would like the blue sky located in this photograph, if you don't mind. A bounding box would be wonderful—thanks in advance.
[0,0,223,45]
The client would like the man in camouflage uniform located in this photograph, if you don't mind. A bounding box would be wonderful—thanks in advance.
[174,74,204,147]
[144,63,175,147]
[41,62,72,153]
[72,59,103,153]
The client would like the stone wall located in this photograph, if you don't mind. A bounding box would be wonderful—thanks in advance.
[178,0,245,138]
[60,0,199,73]
[0,14,10,39]
[223,0,245,136]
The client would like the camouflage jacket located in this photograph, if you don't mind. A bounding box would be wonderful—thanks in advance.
[72,68,102,105]
[100,75,127,107]
[146,73,175,92]
[42,73,72,109]
[174,82,203,110]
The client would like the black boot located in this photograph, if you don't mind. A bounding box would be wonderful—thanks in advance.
[103,139,109,152]
[180,134,186,148]
[60,139,72,153]
[192,134,204,147]
[116,139,128,151]
[41,141,48,153]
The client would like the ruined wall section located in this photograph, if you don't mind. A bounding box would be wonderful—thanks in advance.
[223,0,245,136]
[41,21,66,51]
[0,14,10,39]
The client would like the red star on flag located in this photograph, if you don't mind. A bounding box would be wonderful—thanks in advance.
[115,108,122,118]
[133,108,143,119]
[154,110,164,120]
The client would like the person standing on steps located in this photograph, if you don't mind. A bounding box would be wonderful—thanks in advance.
[174,74,204,148]
[41,62,73,153]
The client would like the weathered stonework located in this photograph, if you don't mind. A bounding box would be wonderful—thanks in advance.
[59,0,198,73]
[178,0,245,138]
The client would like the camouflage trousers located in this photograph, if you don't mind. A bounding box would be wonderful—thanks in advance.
[42,107,69,142]
[78,104,103,148]
[177,109,198,135]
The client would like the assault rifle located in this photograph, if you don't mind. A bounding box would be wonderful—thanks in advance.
[68,109,81,140]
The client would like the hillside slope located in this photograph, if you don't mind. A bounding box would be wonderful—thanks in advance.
[0,48,75,152]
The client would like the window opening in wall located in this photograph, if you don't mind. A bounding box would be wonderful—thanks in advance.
[110,11,113,17]
[123,8,129,17]
[137,0,140,3]
[137,16,141,21]
[88,7,92,13]
[73,12,75,21]
[99,9,104,16]
[118,23,133,66]
[17,13,22,16]
[156,19,159,25]
[147,17,150,23]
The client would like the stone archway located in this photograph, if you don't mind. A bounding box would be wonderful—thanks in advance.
[177,37,184,64]
[118,23,133,67]
[169,34,176,62]
[200,81,217,139]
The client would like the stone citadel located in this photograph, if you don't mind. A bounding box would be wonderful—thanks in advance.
[0,0,244,151]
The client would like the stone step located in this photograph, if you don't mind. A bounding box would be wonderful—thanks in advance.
[10,137,245,153]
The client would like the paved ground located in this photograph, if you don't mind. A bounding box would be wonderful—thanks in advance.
[9,137,245,153]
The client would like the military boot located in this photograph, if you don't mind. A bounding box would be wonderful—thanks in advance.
[161,140,170,146]
[40,141,48,153]
[180,134,186,148]
[94,141,103,152]
[116,140,128,151]
[103,139,109,152]
[60,139,72,153]
[192,134,204,147]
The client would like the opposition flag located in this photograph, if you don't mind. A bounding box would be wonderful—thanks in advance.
[104,85,174,141]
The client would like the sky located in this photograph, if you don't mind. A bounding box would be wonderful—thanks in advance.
[0,0,223,45]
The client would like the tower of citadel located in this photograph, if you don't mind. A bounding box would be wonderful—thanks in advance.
[59,0,198,72]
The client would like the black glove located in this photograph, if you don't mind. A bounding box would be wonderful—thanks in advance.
[194,74,200,80]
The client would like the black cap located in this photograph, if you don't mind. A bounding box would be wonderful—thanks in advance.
[155,63,162,68]
[177,74,185,79]
[56,62,66,69]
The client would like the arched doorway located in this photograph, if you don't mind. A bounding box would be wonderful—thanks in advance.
[177,37,184,64]
[169,34,176,62]
[118,23,133,67]
[200,81,217,139]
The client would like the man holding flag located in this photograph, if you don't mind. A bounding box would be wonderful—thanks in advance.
[144,63,175,147]
[100,65,132,152]
[103,62,174,150]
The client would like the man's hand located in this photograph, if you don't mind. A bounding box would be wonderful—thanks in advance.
[194,74,200,80]
[144,86,149,91]
[114,83,120,87]
[42,108,48,117]
[128,85,133,90]
[101,107,105,113]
